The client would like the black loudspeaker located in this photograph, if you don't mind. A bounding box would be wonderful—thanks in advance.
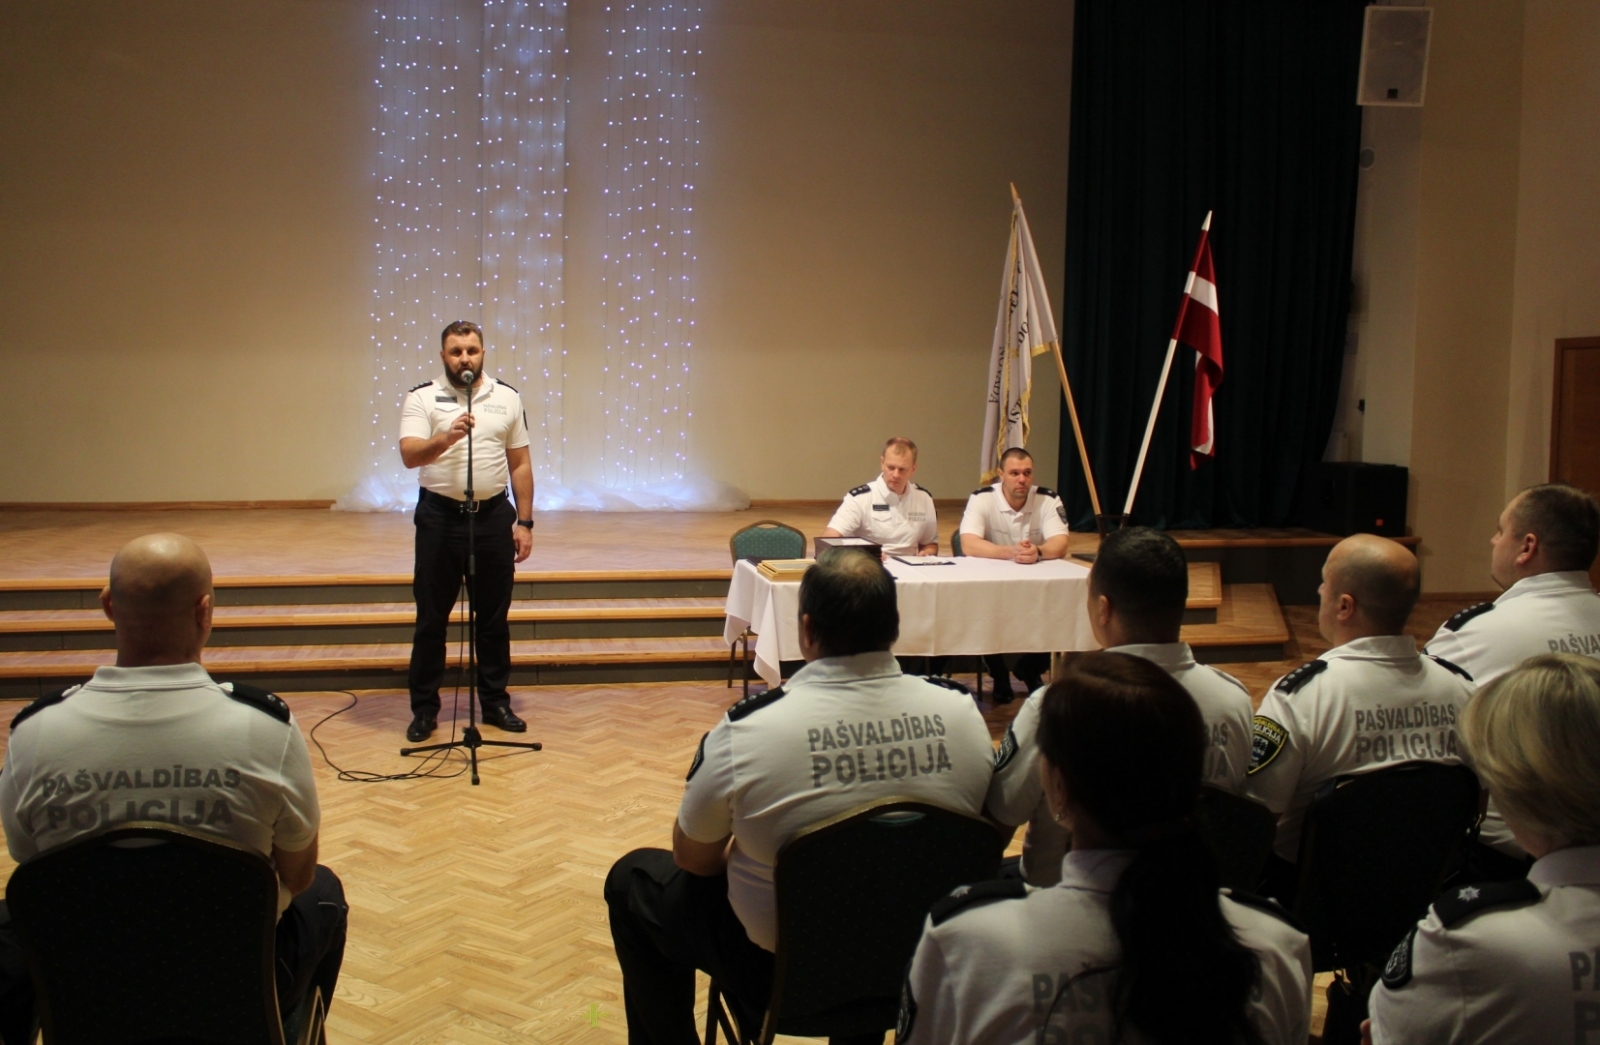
[1297,462,1409,537]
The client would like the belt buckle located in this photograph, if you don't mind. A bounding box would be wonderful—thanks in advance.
[464,497,480,514]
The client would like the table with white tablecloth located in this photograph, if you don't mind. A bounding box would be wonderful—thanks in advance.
[723,557,1098,687]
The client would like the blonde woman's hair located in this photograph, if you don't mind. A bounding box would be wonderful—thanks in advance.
[1461,653,1600,847]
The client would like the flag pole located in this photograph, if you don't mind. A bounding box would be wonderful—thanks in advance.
[1123,211,1212,517]
[1050,342,1102,517]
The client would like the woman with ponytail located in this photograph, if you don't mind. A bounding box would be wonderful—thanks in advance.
[897,652,1312,1044]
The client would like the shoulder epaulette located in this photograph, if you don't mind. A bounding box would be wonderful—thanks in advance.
[1444,601,1496,632]
[1212,667,1250,695]
[407,380,432,393]
[12,684,83,731]
[929,878,1027,926]
[914,483,933,496]
[1274,659,1328,694]
[727,685,786,722]
[848,484,871,497]
[1425,654,1474,682]
[971,486,994,496]
[922,676,972,696]
[1432,878,1541,928]
[1222,889,1306,933]
[219,681,292,724]
[497,379,520,394]
[1035,486,1058,499]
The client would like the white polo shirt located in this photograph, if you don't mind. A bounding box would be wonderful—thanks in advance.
[958,483,1070,547]
[399,375,530,501]
[825,476,939,556]
[1424,570,1600,685]
[676,651,992,951]
[0,663,321,914]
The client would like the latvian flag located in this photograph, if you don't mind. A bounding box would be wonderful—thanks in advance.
[1175,212,1222,468]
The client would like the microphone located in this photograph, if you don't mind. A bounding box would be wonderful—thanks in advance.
[458,369,475,387]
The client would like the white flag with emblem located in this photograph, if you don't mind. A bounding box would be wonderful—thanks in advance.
[980,190,1058,484]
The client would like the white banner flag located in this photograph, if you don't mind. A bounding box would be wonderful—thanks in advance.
[980,191,1059,484]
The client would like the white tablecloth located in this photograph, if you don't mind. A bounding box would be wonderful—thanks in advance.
[723,557,1097,687]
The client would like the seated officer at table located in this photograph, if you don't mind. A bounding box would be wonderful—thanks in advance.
[820,436,938,557]
[958,446,1068,699]
[604,550,992,1044]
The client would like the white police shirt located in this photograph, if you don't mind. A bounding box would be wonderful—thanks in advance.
[985,642,1255,886]
[1368,845,1600,1045]
[896,849,1313,1045]
[398,374,530,501]
[825,477,939,556]
[676,650,992,951]
[1244,635,1475,861]
[0,663,320,915]
[958,483,1070,547]
[1425,570,1600,685]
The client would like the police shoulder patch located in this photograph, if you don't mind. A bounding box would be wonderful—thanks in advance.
[922,676,972,696]
[1425,654,1474,682]
[408,380,432,393]
[1432,878,1541,928]
[1444,601,1496,632]
[849,484,872,497]
[1274,659,1328,695]
[686,732,708,781]
[1221,889,1306,933]
[929,878,1028,926]
[12,683,84,731]
[1035,487,1058,499]
[1247,716,1291,775]
[993,725,1019,771]
[219,681,292,724]
[727,685,786,722]
[896,970,918,1042]
[1381,926,1417,989]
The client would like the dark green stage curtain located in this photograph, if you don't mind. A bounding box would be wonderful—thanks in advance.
[1058,0,1366,530]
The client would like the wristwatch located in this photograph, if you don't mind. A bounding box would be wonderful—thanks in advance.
[516,518,535,529]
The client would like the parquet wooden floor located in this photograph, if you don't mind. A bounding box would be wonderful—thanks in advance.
[0,597,1479,1044]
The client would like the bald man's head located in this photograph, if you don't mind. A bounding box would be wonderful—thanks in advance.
[103,534,214,661]
[1321,533,1420,636]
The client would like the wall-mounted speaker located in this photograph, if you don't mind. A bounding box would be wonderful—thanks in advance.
[1357,6,1433,107]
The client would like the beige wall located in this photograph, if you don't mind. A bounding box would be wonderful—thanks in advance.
[0,0,1071,504]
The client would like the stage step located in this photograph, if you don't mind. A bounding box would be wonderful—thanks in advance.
[1183,584,1291,663]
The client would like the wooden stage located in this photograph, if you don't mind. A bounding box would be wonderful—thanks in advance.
[0,506,1473,1043]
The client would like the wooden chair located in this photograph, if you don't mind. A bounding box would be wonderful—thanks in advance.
[728,521,807,697]
[706,799,1003,1044]
[6,822,325,1045]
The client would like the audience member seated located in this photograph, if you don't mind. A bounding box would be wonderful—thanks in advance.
[604,551,993,1045]
[1365,653,1600,1044]
[1246,534,1474,900]
[986,527,1255,886]
[898,652,1312,1044]
[1424,482,1600,870]
[957,446,1067,701]
[0,534,347,1042]
[821,436,939,557]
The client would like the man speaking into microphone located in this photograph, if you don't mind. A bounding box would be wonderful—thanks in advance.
[398,320,535,742]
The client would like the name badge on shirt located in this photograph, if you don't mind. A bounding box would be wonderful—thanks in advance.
[872,504,890,512]
[435,395,458,403]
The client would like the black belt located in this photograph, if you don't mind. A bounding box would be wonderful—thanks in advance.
[419,488,507,513]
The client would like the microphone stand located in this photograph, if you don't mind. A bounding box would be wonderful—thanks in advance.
[401,370,542,784]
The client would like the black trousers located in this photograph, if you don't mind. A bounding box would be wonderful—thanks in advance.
[0,863,347,1042]
[982,653,1050,690]
[409,492,516,715]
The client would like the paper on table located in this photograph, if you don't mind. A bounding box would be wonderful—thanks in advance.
[891,555,957,566]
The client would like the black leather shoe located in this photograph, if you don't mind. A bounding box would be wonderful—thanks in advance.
[1017,673,1046,697]
[406,714,437,743]
[481,704,527,732]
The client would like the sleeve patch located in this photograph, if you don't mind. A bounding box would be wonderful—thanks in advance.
[923,676,972,696]
[727,685,786,722]
[1247,716,1290,775]
[1056,503,1069,523]
[1444,601,1496,632]
[849,484,872,497]
[11,683,84,731]
[1274,659,1329,695]
[993,726,1019,771]
[1425,654,1474,682]
[928,877,1027,926]
[895,968,918,1042]
[219,681,292,724]
[1381,927,1416,989]
[686,732,708,781]
[1431,878,1542,928]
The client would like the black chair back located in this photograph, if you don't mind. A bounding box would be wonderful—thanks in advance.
[1293,762,1481,971]
[1195,785,1277,893]
[6,822,290,1045]
[764,799,1002,1041]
